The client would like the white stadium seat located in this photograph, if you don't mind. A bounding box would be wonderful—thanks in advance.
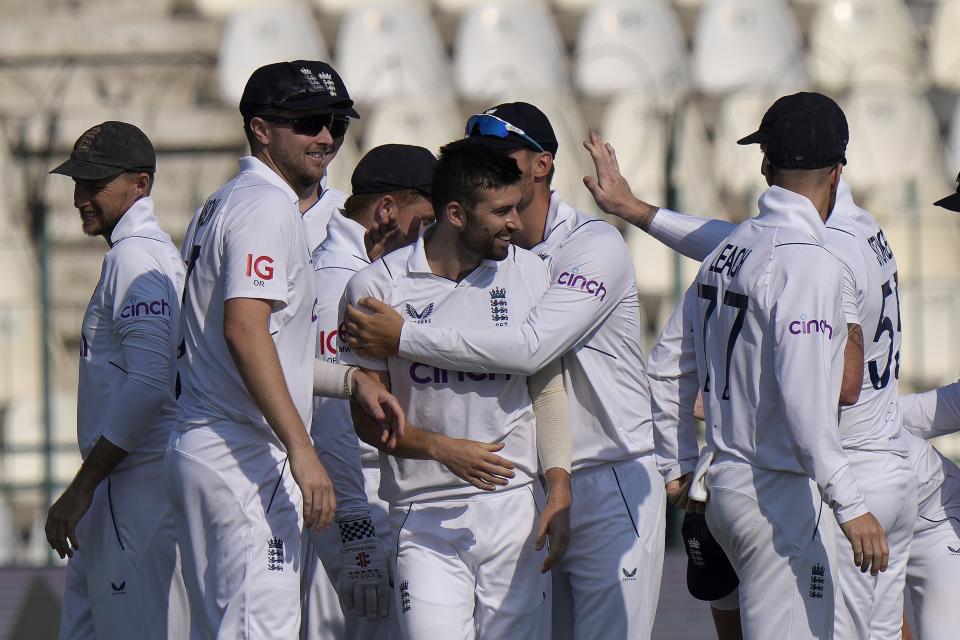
[692,0,807,95]
[808,0,923,91]
[361,100,462,156]
[454,0,569,100]
[335,3,453,103]
[842,88,946,199]
[217,4,329,107]
[930,0,960,90]
[712,90,776,200]
[670,101,726,219]
[601,94,669,205]
[575,0,690,103]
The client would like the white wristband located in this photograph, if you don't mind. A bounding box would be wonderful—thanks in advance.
[313,360,353,399]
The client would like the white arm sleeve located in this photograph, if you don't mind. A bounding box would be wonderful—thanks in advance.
[100,333,172,452]
[528,359,571,473]
[647,209,737,261]
[399,227,634,376]
[900,382,960,439]
[313,360,354,398]
[647,286,701,483]
[770,247,867,524]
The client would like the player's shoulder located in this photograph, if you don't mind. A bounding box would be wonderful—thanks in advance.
[106,232,178,272]
[556,211,631,265]
[225,172,298,219]
[352,243,412,289]
[508,244,549,273]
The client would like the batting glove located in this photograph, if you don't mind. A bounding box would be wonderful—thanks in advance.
[338,516,391,621]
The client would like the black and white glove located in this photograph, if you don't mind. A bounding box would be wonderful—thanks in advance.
[338,516,391,621]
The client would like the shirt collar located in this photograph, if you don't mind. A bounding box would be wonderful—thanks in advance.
[833,177,855,215]
[756,185,827,244]
[317,210,369,264]
[108,196,162,246]
[406,227,499,276]
[533,191,576,253]
[238,156,299,204]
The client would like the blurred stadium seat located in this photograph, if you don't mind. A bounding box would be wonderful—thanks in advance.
[601,94,669,205]
[574,0,690,103]
[899,279,960,386]
[361,99,463,155]
[454,0,570,100]
[217,4,329,107]
[335,2,453,103]
[842,88,947,200]
[930,0,960,90]
[712,90,776,201]
[808,0,923,91]
[692,0,807,95]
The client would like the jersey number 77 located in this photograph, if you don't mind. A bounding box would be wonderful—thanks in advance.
[698,283,749,401]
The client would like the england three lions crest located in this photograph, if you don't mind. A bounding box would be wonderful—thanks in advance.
[489,288,508,326]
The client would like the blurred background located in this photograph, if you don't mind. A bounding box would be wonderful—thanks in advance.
[0,0,958,636]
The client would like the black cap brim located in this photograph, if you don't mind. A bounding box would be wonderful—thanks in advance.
[736,130,766,146]
[49,158,126,180]
[934,192,960,212]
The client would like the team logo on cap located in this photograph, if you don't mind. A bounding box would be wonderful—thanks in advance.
[75,126,102,152]
[299,67,337,96]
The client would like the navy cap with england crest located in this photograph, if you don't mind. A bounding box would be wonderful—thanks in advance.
[239,60,359,119]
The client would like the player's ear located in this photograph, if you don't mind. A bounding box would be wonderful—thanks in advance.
[533,151,553,181]
[131,172,152,196]
[760,155,774,186]
[376,194,397,218]
[248,117,272,147]
[444,201,466,230]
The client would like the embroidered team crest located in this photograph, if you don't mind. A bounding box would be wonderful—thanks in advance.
[267,537,285,572]
[489,288,508,325]
[405,302,435,324]
[808,563,825,599]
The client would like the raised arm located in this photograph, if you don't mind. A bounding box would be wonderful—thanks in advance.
[582,131,735,261]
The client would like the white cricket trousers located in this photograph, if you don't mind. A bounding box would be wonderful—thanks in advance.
[551,456,666,640]
[705,462,839,640]
[165,423,303,640]
[59,457,188,640]
[832,450,917,640]
[905,464,960,640]
[390,483,548,640]
[300,463,397,640]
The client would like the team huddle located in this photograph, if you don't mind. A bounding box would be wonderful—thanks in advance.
[39,58,960,640]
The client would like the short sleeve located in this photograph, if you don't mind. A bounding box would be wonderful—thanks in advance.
[222,190,296,304]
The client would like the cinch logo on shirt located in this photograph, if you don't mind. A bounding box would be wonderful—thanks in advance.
[409,362,511,385]
[245,254,275,282]
[789,315,833,339]
[557,269,606,301]
[119,299,170,319]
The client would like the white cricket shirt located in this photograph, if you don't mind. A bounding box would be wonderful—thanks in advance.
[176,156,318,441]
[338,232,550,504]
[301,174,348,254]
[682,186,867,523]
[650,180,907,456]
[78,197,184,468]
[311,210,374,516]
[398,192,655,472]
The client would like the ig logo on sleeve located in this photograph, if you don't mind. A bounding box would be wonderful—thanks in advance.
[245,254,274,286]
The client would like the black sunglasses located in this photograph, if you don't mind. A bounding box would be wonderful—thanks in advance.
[262,113,350,138]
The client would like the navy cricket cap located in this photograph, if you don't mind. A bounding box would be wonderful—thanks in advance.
[934,171,960,212]
[352,144,436,196]
[682,512,739,602]
[764,109,848,171]
[738,92,849,163]
[50,121,156,180]
[239,60,359,119]
[466,102,559,156]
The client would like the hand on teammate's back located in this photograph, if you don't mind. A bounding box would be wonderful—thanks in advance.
[288,445,336,533]
[343,299,404,358]
[352,370,405,449]
[838,511,889,576]
[432,437,516,491]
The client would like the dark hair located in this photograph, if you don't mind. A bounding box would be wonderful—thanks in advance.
[342,189,423,220]
[432,139,522,220]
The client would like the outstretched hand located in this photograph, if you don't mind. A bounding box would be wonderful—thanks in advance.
[582,131,659,229]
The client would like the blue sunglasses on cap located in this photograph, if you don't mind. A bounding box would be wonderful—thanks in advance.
[465,113,545,153]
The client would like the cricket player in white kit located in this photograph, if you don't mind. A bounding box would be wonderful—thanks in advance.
[302,144,437,640]
[340,141,573,640]
[649,110,889,639]
[597,93,917,639]
[166,62,402,639]
[46,122,188,639]
[344,103,665,640]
